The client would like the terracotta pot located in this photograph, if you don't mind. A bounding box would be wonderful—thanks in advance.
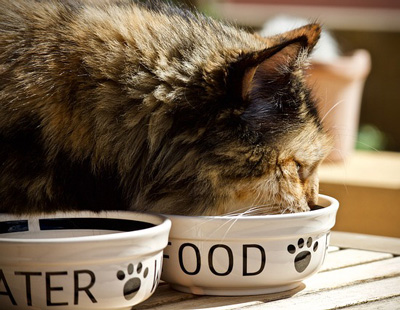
[307,49,371,161]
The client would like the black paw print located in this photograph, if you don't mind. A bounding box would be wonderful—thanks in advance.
[117,262,149,300]
[287,237,318,273]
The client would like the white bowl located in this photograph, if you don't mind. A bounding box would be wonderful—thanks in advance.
[0,211,171,310]
[161,194,339,296]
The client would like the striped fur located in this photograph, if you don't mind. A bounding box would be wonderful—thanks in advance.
[0,0,331,215]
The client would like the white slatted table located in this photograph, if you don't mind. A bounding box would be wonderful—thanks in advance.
[135,231,400,310]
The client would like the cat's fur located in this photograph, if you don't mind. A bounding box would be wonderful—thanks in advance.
[0,0,331,216]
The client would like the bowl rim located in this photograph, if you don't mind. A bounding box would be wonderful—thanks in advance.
[0,211,171,244]
[164,194,339,222]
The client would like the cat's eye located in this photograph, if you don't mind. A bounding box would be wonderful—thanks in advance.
[295,161,302,172]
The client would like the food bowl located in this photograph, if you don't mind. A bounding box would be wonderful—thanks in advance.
[0,211,171,310]
[161,194,339,296]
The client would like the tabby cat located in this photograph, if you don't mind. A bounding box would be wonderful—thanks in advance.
[0,0,331,216]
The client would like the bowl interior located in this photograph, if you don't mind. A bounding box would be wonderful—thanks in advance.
[0,211,168,241]
[0,217,155,239]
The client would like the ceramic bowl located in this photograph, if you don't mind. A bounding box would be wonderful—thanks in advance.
[0,211,171,310]
[161,194,339,296]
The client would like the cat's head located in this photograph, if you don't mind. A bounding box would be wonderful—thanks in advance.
[139,24,332,215]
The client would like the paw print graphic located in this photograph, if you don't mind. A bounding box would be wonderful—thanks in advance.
[287,237,318,273]
[117,262,149,300]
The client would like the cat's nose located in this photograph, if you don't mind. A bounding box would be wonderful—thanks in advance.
[307,197,318,208]
[306,189,319,208]
[305,176,319,208]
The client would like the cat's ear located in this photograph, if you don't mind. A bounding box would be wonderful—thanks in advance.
[238,24,321,100]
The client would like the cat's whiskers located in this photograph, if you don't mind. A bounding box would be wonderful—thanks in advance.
[220,216,242,241]
[198,210,255,241]
[279,205,293,214]
[221,205,263,217]
[321,100,344,123]
[329,129,380,153]
[219,206,268,240]
[247,188,265,213]
[213,202,277,240]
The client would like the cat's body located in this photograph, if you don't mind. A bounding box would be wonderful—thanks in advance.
[0,0,331,215]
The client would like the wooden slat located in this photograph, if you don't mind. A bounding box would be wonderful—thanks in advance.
[137,233,400,309]
[136,283,198,309]
[136,256,400,309]
[320,248,392,272]
[137,285,305,310]
[327,246,340,253]
[305,256,400,290]
[331,231,400,255]
[244,276,400,310]
[340,295,400,309]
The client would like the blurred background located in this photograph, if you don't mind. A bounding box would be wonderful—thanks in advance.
[174,0,400,237]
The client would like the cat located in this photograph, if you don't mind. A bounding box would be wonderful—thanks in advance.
[0,0,331,216]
